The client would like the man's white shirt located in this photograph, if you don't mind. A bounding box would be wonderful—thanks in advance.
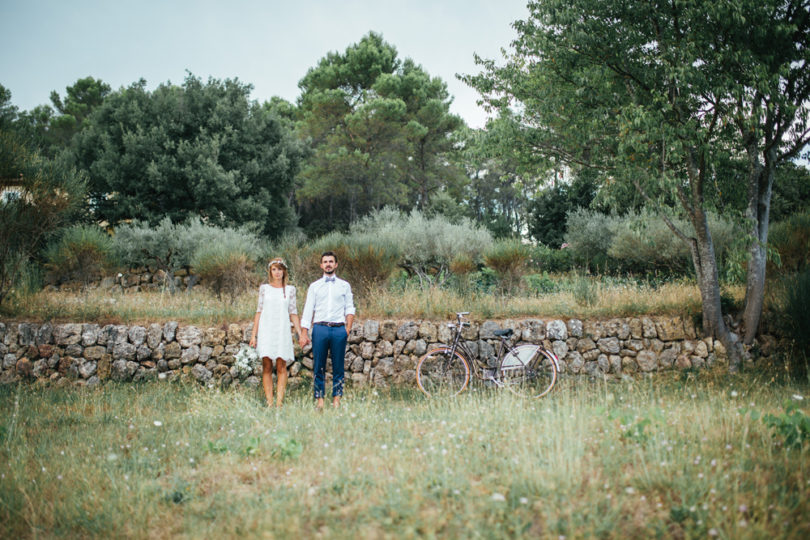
[301,275,355,329]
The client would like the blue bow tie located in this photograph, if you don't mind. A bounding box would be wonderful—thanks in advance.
[325,276,336,283]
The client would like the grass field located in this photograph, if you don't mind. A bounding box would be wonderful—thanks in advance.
[1,369,808,538]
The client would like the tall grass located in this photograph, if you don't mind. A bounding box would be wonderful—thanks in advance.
[2,278,740,324]
[1,372,808,538]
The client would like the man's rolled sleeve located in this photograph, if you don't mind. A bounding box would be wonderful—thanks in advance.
[301,283,316,329]
[343,282,356,317]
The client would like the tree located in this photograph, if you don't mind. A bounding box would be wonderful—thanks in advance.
[295,32,464,233]
[70,74,305,238]
[0,130,86,306]
[463,0,810,368]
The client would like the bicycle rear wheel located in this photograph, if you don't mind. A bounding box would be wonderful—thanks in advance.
[499,344,558,399]
[416,348,470,397]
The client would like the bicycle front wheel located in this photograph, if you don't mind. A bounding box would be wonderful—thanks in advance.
[416,348,470,397]
[499,344,558,399]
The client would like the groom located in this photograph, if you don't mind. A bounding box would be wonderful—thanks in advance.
[299,251,355,409]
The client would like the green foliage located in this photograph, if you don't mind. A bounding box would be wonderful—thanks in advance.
[780,269,810,356]
[528,244,572,273]
[0,130,86,306]
[769,212,810,274]
[523,272,558,295]
[43,224,116,288]
[564,208,615,271]
[296,32,465,234]
[763,401,810,450]
[71,74,305,237]
[572,274,598,307]
[270,432,303,460]
[771,162,810,222]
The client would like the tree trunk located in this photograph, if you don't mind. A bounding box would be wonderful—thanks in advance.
[689,207,744,371]
[742,148,775,344]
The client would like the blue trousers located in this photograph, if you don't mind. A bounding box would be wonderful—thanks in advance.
[311,325,347,398]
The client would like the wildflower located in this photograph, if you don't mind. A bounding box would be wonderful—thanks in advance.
[520,497,529,505]
[731,391,738,397]
[625,487,635,494]
[739,504,748,513]
[792,394,804,401]
[153,420,163,427]
[381,444,388,450]
[491,493,506,502]
[709,529,718,537]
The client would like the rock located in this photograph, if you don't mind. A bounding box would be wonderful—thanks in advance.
[363,320,380,342]
[136,345,151,362]
[479,321,501,340]
[113,342,137,361]
[18,323,37,346]
[566,351,584,373]
[393,340,405,357]
[36,323,53,346]
[577,337,597,353]
[521,320,545,342]
[199,346,213,364]
[176,326,203,348]
[437,323,453,344]
[181,345,200,365]
[203,327,226,347]
[98,355,111,380]
[97,325,117,346]
[16,357,32,377]
[641,318,657,338]
[81,324,100,346]
[360,341,375,360]
[658,348,678,369]
[147,324,163,349]
[675,355,692,370]
[597,354,610,373]
[418,321,437,342]
[222,323,241,344]
[629,319,643,339]
[622,356,638,373]
[609,355,622,373]
[583,320,605,340]
[38,344,54,358]
[79,361,97,379]
[567,319,583,338]
[380,321,398,342]
[597,337,621,355]
[112,325,129,345]
[111,360,138,381]
[163,321,179,342]
[126,326,146,347]
[656,317,686,341]
[53,324,82,346]
[636,350,658,372]
[412,339,427,356]
[695,340,709,358]
[552,340,569,359]
[86,376,101,387]
[374,340,394,358]
[164,342,182,359]
[546,320,568,341]
[83,346,106,361]
[65,344,83,357]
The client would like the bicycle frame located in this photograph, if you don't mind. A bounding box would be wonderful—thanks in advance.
[443,313,561,381]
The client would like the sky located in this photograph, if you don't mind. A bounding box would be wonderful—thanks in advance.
[1,0,529,129]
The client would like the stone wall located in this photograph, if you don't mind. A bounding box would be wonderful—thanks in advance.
[0,316,730,388]
[46,267,214,293]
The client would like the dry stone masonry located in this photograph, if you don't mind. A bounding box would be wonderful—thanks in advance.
[0,316,730,388]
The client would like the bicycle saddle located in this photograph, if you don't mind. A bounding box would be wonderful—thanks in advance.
[493,329,513,338]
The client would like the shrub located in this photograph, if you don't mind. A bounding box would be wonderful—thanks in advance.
[781,269,810,357]
[114,217,262,293]
[484,239,531,293]
[191,244,256,304]
[43,224,116,289]
[564,208,616,271]
[769,212,810,273]
[528,244,572,273]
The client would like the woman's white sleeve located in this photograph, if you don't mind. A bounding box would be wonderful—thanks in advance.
[256,285,264,313]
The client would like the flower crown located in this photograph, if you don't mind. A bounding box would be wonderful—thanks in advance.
[268,258,288,269]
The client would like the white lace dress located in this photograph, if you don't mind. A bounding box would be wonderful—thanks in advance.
[255,284,297,364]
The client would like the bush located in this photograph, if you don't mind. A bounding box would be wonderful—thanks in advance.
[564,208,615,271]
[114,217,262,292]
[43,224,116,289]
[770,212,810,273]
[781,269,810,357]
[528,244,573,273]
[191,244,256,303]
[484,239,531,293]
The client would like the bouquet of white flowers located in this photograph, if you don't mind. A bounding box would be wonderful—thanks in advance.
[233,343,259,378]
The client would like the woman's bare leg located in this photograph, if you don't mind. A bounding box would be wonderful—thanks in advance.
[275,358,288,407]
[261,356,274,406]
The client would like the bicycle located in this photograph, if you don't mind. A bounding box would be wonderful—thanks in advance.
[416,312,560,399]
